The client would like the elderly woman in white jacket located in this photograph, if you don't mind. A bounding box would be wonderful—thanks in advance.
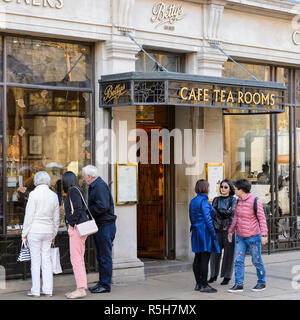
[22,171,60,297]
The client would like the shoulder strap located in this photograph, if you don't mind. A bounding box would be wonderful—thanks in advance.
[69,187,94,221]
[254,197,258,219]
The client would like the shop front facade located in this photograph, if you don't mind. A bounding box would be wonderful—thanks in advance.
[0,0,300,283]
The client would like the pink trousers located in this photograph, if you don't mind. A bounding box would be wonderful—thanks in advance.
[68,226,87,289]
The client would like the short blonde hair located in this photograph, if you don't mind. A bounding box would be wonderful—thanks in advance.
[34,171,51,186]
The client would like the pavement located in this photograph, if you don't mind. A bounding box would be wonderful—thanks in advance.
[1,250,300,300]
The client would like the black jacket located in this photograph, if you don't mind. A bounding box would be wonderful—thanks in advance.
[88,177,116,225]
[64,187,89,227]
[212,196,236,231]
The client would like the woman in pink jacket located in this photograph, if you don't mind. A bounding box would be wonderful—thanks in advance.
[227,179,268,293]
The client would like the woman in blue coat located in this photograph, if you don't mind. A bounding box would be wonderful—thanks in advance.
[189,179,220,293]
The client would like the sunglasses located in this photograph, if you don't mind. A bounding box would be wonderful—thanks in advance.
[220,185,229,189]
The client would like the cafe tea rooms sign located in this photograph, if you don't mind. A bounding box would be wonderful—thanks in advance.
[151,2,184,30]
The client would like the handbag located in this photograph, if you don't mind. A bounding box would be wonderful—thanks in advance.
[50,244,62,274]
[69,187,98,237]
[17,240,31,262]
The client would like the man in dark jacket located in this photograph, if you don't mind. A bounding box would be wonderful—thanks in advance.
[82,165,117,293]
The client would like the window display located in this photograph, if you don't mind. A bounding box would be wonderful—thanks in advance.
[0,36,93,235]
[223,62,297,243]
[6,87,92,234]
[223,62,272,198]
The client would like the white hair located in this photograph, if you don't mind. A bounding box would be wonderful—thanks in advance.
[34,171,51,186]
[82,165,98,178]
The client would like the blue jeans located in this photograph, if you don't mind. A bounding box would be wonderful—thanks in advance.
[234,234,266,286]
[93,223,116,290]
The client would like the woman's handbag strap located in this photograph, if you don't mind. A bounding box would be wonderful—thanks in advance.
[69,186,94,221]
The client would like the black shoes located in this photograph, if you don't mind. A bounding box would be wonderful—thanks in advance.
[194,283,201,291]
[228,284,244,293]
[194,283,217,293]
[88,283,100,291]
[88,284,111,294]
[207,276,217,283]
[221,278,230,285]
[199,284,217,293]
[251,283,266,292]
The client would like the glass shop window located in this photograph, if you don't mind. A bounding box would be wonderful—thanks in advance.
[135,51,184,73]
[223,62,272,206]
[7,37,91,87]
[276,68,290,217]
[6,87,92,234]
[223,61,271,81]
[296,69,300,218]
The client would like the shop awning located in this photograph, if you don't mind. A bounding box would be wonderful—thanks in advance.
[98,72,286,114]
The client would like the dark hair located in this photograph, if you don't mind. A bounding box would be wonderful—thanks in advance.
[234,178,251,193]
[195,179,209,195]
[62,171,80,193]
[220,179,235,196]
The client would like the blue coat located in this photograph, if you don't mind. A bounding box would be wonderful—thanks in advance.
[189,193,220,253]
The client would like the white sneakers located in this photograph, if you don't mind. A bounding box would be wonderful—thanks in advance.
[27,291,53,297]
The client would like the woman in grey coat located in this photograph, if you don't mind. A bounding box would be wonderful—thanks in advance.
[208,179,236,285]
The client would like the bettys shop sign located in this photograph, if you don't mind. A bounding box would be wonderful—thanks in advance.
[151,2,184,28]
[1,0,63,9]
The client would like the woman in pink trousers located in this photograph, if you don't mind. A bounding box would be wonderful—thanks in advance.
[62,171,89,299]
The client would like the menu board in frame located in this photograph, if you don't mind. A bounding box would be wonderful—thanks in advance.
[115,163,138,205]
[205,163,225,202]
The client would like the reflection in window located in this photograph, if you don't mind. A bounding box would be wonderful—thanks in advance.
[6,88,92,234]
[224,114,270,191]
[135,51,184,72]
[276,68,290,217]
[223,62,272,206]
[7,37,91,87]
[223,61,270,81]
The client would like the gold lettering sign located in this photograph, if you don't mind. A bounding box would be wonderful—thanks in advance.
[2,0,64,9]
[179,87,276,106]
[104,84,127,104]
[151,2,184,28]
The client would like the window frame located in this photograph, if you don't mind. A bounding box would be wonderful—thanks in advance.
[0,34,95,235]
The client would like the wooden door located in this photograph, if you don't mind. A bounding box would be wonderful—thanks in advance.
[137,126,165,259]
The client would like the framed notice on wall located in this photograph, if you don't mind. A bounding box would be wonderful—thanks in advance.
[205,163,225,201]
[115,163,138,205]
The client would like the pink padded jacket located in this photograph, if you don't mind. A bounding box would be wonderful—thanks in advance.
[228,193,268,237]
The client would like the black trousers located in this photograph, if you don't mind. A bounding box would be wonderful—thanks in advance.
[209,230,235,279]
[193,251,211,286]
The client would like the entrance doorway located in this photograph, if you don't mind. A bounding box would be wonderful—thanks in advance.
[137,126,164,258]
[136,106,175,259]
